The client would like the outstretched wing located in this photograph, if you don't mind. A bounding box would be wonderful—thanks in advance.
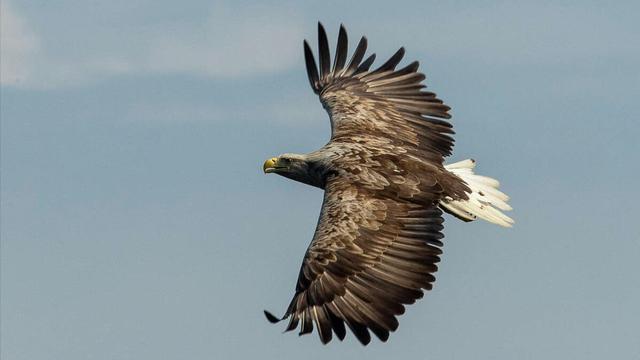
[266,177,445,345]
[304,23,454,164]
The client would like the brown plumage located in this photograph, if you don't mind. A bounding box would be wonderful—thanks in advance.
[263,23,513,345]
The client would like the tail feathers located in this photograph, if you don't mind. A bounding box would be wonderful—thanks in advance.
[441,159,514,228]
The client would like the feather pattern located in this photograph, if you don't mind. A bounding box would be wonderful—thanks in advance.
[344,36,368,76]
[266,175,450,344]
[333,25,348,73]
[265,23,512,345]
[302,23,455,163]
[317,22,331,81]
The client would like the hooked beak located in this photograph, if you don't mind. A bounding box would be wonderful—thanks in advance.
[263,157,278,173]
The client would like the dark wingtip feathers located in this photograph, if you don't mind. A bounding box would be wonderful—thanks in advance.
[372,47,405,73]
[264,310,282,324]
[333,24,348,73]
[305,25,415,89]
[355,53,376,74]
[303,40,320,93]
[345,36,368,75]
[395,60,420,76]
[317,22,331,80]
[304,24,376,90]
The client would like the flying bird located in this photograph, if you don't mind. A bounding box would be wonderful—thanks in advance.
[263,23,513,345]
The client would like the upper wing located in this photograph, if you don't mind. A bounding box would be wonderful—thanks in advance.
[265,177,446,345]
[304,23,455,164]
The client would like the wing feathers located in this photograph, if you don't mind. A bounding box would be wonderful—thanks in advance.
[303,40,320,93]
[269,24,457,345]
[332,297,372,344]
[263,310,281,324]
[333,25,348,73]
[356,53,377,74]
[312,306,333,344]
[268,182,444,345]
[371,47,405,73]
[394,61,420,76]
[299,309,313,335]
[368,72,426,88]
[302,24,454,159]
[317,23,331,81]
[285,311,299,331]
[345,36,368,76]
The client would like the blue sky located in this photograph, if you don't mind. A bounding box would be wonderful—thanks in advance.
[2,1,639,359]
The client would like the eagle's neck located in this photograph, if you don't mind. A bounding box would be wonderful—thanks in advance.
[285,151,335,189]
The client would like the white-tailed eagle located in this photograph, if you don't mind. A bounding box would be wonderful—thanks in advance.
[263,23,513,345]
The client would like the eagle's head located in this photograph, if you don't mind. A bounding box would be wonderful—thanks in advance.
[263,153,326,188]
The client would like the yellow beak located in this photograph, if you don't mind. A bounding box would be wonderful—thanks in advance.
[263,157,278,173]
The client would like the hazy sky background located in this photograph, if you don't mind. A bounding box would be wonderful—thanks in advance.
[2,1,639,359]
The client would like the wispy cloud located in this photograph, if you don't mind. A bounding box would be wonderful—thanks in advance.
[4,1,636,91]
[344,2,638,67]
[145,4,303,77]
[0,1,40,87]
[0,2,304,89]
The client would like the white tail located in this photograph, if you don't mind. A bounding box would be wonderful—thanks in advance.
[440,159,514,227]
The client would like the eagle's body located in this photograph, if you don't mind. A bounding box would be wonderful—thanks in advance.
[263,24,513,345]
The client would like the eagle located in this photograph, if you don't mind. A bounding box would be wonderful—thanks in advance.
[262,23,513,345]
